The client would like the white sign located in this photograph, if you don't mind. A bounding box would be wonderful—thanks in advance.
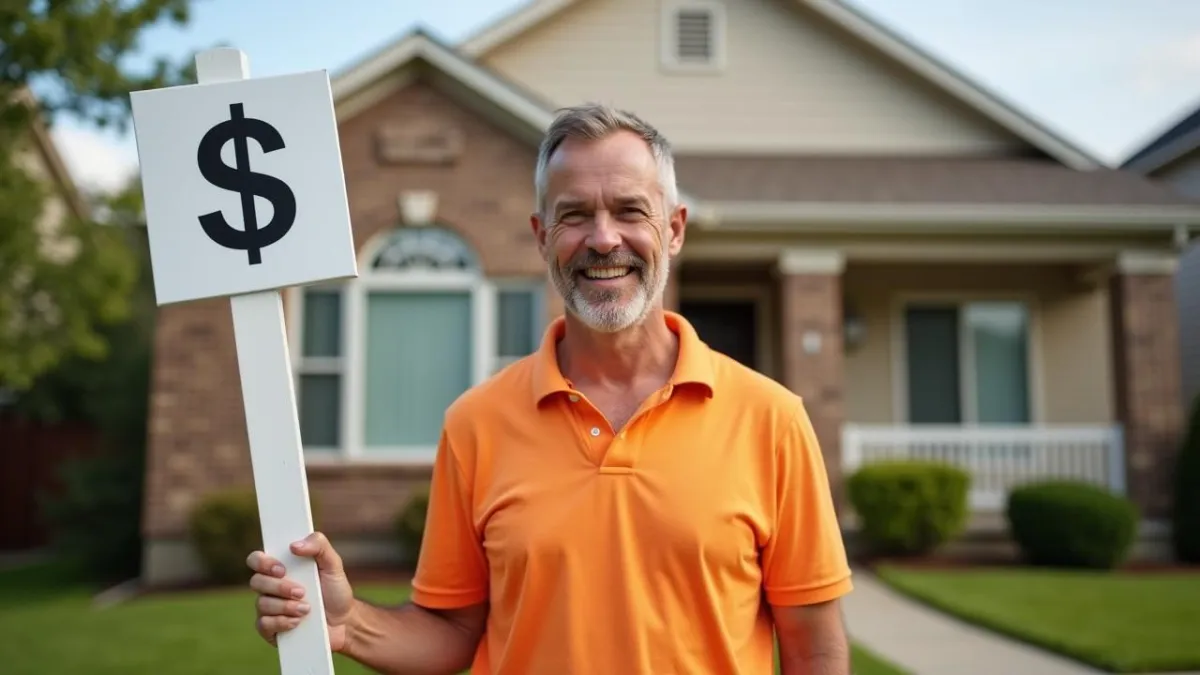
[130,48,348,675]
[131,65,357,305]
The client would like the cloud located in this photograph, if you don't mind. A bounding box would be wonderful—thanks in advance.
[49,124,139,195]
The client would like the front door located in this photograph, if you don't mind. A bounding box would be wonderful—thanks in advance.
[680,299,758,371]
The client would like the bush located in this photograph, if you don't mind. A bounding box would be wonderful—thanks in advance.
[188,488,321,585]
[846,460,970,556]
[1006,480,1138,569]
[39,450,143,582]
[394,489,429,567]
[1172,394,1200,563]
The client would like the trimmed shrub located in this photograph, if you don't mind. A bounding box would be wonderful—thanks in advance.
[39,450,143,583]
[846,460,970,556]
[188,488,321,584]
[394,489,430,567]
[1006,480,1138,570]
[1172,394,1200,563]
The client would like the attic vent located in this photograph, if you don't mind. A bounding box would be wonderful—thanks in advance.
[662,1,725,71]
[676,9,713,61]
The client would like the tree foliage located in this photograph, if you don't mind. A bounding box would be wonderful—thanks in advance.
[0,0,195,392]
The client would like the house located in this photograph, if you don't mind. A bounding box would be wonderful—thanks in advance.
[140,0,1200,584]
[1120,103,1200,412]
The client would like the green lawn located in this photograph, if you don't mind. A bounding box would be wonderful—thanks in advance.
[0,561,905,674]
[876,564,1200,673]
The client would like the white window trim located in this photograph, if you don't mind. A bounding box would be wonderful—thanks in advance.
[889,291,1045,427]
[660,0,727,74]
[492,277,547,373]
[287,232,547,467]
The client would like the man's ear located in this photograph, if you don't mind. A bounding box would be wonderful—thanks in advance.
[531,212,548,259]
[667,204,687,257]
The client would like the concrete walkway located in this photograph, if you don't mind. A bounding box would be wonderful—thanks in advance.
[842,567,1199,675]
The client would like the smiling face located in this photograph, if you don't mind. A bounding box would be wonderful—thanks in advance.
[532,130,686,333]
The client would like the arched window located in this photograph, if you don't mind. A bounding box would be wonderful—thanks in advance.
[290,225,545,462]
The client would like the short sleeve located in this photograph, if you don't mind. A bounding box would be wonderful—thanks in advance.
[410,430,489,609]
[761,401,853,606]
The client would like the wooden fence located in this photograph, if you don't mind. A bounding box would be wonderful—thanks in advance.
[0,414,100,552]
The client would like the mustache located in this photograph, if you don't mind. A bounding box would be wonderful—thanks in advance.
[564,250,645,273]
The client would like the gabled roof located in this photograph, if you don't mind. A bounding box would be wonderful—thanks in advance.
[458,0,1102,170]
[329,26,704,207]
[9,87,90,221]
[330,26,557,134]
[1121,98,1200,174]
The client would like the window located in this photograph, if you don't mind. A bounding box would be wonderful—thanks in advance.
[903,300,1031,425]
[291,226,545,461]
[661,0,725,71]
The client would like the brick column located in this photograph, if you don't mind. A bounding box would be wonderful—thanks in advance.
[778,249,846,512]
[662,256,682,312]
[1109,252,1184,520]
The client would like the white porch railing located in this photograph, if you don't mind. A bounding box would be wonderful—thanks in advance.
[842,424,1126,511]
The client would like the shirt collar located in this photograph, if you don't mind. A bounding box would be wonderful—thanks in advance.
[531,310,717,405]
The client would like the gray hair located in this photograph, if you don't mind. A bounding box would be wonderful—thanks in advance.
[533,103,679,214]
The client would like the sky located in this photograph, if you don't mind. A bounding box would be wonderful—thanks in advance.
[42,0,1200,194]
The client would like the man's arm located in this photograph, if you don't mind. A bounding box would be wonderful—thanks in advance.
[340,599,487,675]
[772,599,851,675]
[761,401,855,675]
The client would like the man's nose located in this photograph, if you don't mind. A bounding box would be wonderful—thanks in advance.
[586,211,621,253]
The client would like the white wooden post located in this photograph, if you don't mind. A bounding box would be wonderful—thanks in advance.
[194,48,336,675]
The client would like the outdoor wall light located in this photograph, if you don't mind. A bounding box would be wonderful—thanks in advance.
[398,190,438,226]
[843,306,866,351]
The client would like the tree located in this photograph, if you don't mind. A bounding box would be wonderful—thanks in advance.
[0,0,196,391]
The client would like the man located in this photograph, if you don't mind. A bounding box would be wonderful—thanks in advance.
[246,103,853,674]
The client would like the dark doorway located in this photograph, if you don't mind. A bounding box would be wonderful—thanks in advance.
[680,299,758,370]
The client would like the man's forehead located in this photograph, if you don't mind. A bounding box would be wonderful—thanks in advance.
[551,191,655,209]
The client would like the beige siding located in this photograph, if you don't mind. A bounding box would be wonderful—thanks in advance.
[1147,149,1200,410]
[843,264,1113,425]
[480,0,1026,154]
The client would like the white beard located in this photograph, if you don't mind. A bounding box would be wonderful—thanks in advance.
[549,241,671,333]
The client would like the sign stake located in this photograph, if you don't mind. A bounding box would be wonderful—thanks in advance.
[194,48,336,675]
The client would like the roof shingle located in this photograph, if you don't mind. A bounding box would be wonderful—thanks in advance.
[673,155,1200,206]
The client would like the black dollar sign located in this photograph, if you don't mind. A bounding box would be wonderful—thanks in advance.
[196,102,297,265]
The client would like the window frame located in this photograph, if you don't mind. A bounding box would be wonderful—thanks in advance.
[659,0,727,74]
[287,227,546,465]
[891,292,1043,427]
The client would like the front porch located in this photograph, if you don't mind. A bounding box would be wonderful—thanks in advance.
[672,247,1183,521]
[842,423,1124,511]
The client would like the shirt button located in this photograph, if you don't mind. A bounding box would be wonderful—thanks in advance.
[590,427,600,437]
[569,394,579,402]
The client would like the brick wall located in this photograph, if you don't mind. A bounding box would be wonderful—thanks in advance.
[1109,272,1184,519]
[142,79,547,542]
[778,269,846,512]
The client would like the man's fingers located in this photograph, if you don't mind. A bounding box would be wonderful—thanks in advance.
[249,573,305,600]
[256,594,312,618]
[256,615,301,644]
[290,531,344,574]
[246,550,286,577]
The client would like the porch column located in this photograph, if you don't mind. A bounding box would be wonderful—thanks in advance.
[1109,251,1184,520]
[663,255,682,312]
[778,249,846,512]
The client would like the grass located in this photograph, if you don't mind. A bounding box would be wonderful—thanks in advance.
[0,561,906,675]
[875,563,1200,673]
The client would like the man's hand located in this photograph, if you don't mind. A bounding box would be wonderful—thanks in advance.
[773,598,851,675]
[247,531,357,652]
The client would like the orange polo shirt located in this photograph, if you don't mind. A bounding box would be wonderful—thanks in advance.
[411,311,852,674]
